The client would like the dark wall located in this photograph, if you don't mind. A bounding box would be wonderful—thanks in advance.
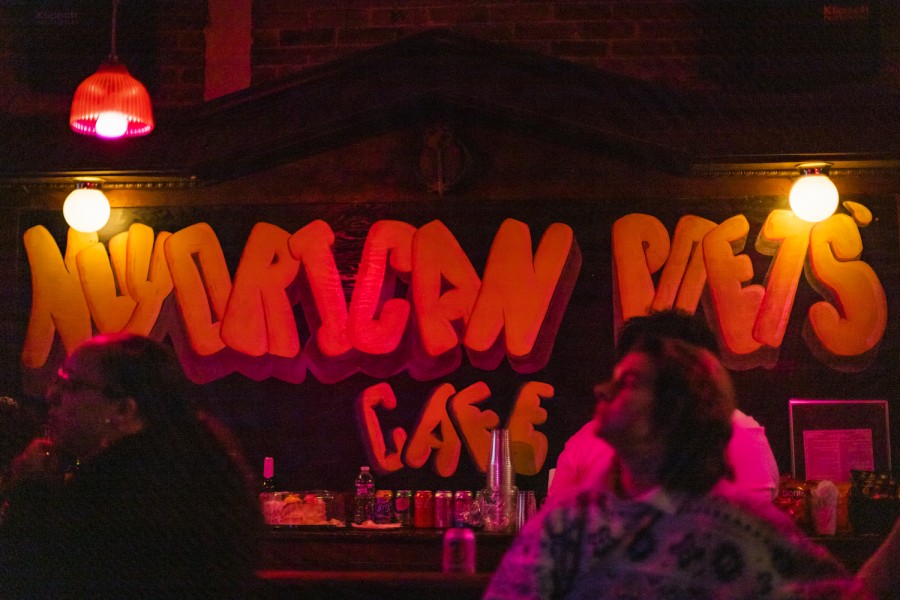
[14,188,899,495]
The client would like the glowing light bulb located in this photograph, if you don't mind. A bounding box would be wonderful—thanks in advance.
[63,187,111,232]
[789,174,839,223]
[95,111,129,139]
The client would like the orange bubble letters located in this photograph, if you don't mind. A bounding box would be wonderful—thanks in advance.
[357,380,549,477]
[611,214,670,331]
[21,226,95,367]
[703,215,765,358]
[76,231,137,333]
[651,215,716,314]
[122,224,173,336]
[753,210,813,348]
[448,381,499,472]
[806,214,887,358]
[165,223,233,356]
[348,221,416,355]
[464,219,579,370]
[506,381,552,476]
[355,382,407,473]
[221,222,301,358]
[403,383,462,477]
[412,220,481,358]
[288,220,352,358]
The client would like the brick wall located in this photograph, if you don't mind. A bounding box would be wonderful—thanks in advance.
[251,1,900,92]
[155,1,209,106]
[0,1,207,115]
[252,1,709,88]
[0,0,898,115]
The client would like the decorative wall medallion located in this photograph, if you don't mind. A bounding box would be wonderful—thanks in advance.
[418,125,470,196]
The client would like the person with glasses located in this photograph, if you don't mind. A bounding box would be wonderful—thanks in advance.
[485,334,866,599]
[0,333,263,599]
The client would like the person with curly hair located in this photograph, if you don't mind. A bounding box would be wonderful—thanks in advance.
[485,335,867,599]
[549,309,779,503]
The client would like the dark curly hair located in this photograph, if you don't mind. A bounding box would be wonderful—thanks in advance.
[626,334,735,495]
[617,309,718,361]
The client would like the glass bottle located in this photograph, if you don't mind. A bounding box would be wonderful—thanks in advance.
[259,456,282,525]
[262,456,276,492]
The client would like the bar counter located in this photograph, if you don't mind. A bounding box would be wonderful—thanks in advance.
[257,528,506,599]
[256,527,886,598]
[260,526,512,572]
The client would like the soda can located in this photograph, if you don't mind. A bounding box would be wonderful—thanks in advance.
[413,490,434,528]
[394,490,412,526]
[434,490,454,528]
[453,490,473,527]
[374,489,394,524]
[442,527,476,574]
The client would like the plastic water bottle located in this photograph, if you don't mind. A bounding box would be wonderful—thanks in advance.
[353,466,375,524]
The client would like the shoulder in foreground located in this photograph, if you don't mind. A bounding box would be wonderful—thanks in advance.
[705,481,840,563]
[544,477,608,512]
[711,480,792,525]
[731,408,763,428]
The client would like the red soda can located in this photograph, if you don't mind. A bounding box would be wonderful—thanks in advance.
[394,490,412,526]
[434,490,454,528]
[413,490,434,528]
[453,490,473,527]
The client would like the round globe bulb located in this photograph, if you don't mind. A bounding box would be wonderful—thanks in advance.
[63,188,111,232]
[789,174,839,223]
[95,111,129,139]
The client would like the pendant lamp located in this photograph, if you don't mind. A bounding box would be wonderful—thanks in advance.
[69,0,154,139]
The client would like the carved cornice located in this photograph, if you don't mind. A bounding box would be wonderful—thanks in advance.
[1,30,898,187]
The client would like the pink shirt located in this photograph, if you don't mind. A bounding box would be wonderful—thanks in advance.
[548,409,780,503]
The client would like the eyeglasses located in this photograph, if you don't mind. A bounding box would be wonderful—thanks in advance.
[51,368,111,396]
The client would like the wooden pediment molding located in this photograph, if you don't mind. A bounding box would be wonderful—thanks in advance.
[1,29,899,187]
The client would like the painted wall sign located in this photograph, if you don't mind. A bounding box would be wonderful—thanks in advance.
[23,218,580,380]
[612,208,886,372]
[16,198,897,490]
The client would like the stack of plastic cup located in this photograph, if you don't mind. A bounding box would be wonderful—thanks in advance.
[482,428,517,532]
[516,490,537,530]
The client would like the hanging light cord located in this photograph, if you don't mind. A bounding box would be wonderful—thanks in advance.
[109,0,119,62]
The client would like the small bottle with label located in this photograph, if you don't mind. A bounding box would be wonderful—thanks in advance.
[353,466,375,524]
[259,456,283,525]
[262,456,276,491]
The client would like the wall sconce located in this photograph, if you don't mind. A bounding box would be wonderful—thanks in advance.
[789,162,839,223]
[69,0,154,139]
[63,180,111,233]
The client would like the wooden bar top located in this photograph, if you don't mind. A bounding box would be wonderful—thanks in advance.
[257,570,490,600]
[261,526,513,572]
[256,528,887,600]
[260,526,885,574]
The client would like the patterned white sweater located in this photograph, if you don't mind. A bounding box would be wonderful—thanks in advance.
[484,482,869,600]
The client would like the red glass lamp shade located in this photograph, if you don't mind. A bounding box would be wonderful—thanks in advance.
[69,61,154,139]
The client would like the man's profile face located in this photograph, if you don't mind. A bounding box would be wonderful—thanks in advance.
[593,351,658,451]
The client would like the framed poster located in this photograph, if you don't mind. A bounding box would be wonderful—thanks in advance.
[789,399,891,482]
